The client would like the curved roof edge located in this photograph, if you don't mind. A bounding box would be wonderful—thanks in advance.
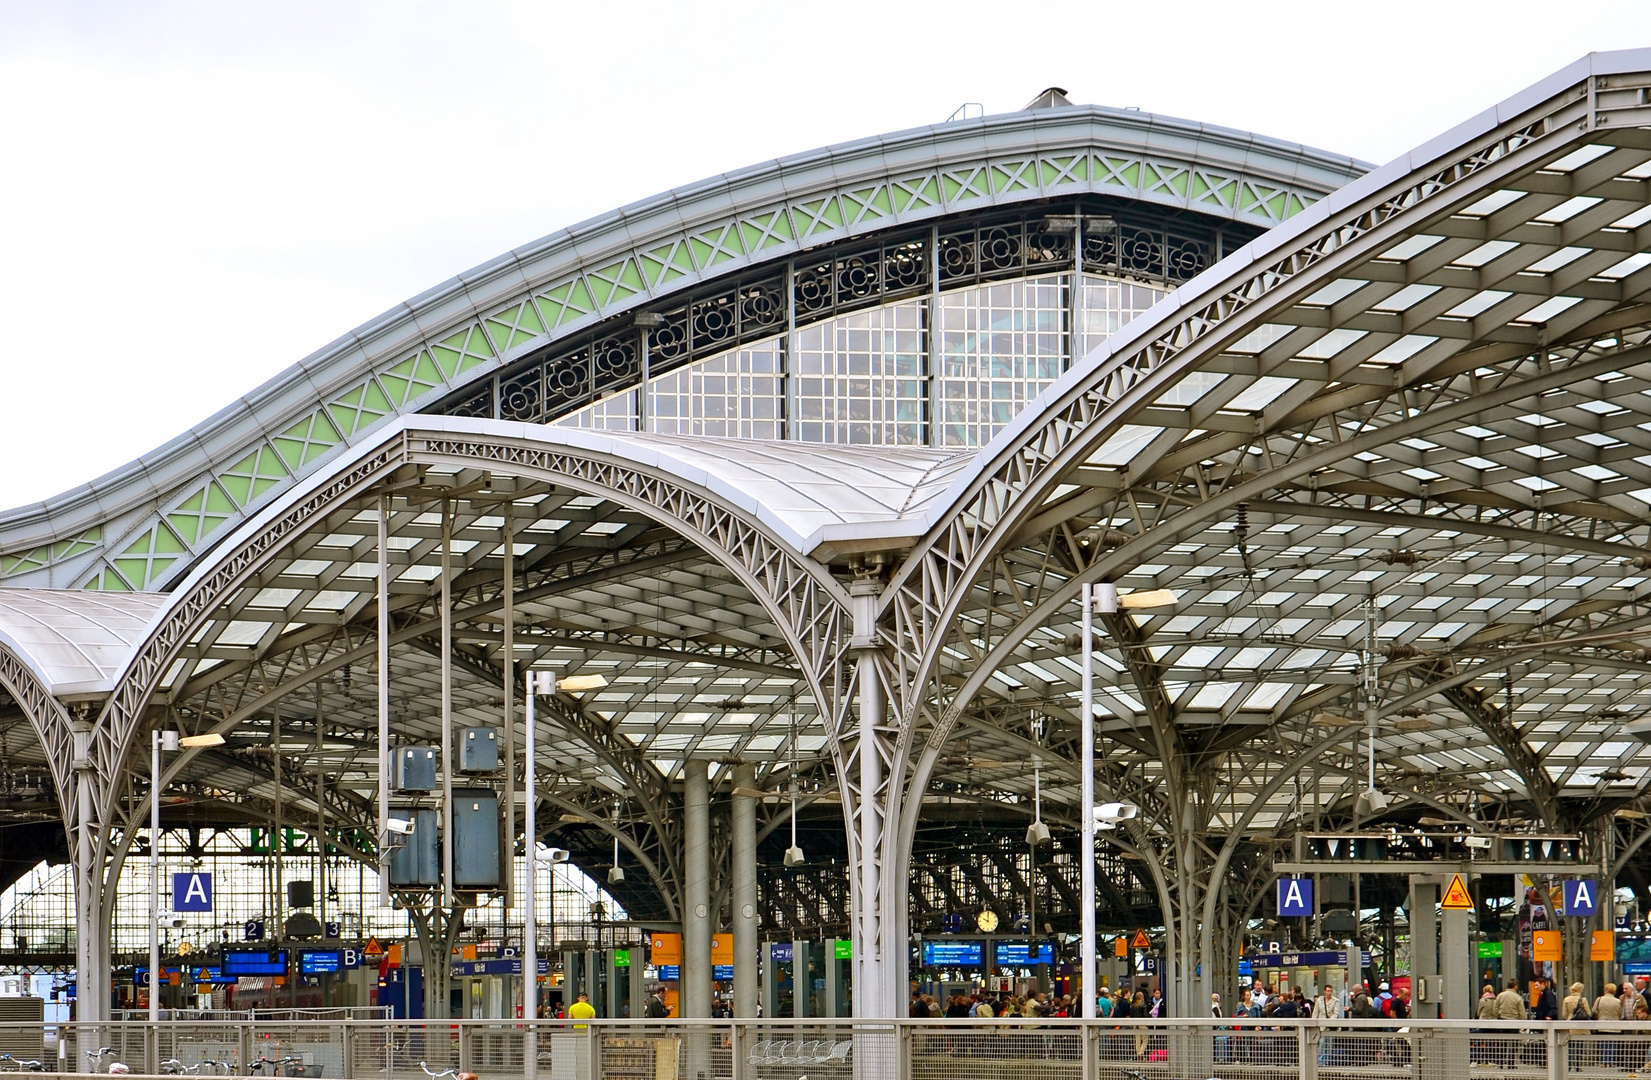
[81,413,964,695]
[0,101,1368,592]
[925,48,1651,537]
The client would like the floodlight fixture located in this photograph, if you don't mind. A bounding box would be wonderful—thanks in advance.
[1117,589,1178,610]
[783,845,806,868]
[1026,820,1052,846]
[179,732,226,748]
[1355,788,1390,815]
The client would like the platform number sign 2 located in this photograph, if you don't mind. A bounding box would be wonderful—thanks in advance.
[171,872,213,913]
[1277,877,1314,918]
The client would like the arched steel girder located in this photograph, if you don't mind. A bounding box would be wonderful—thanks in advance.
[535,788,679,921]
[1,106,1360,595]
[76,420,858,956]
[878,70,1651,824]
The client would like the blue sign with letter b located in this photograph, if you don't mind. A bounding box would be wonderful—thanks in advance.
[1278,877,1314,917]
[172,872,213,912]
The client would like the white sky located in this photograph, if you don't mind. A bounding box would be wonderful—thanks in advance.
[0,1,1646,509]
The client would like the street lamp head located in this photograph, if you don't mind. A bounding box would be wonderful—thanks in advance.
[179,732,226,748]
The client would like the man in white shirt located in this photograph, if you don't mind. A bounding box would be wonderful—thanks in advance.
[1250,980,1269,1012]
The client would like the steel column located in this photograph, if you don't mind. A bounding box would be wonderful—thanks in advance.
[731,762,758,1019]
[377,496,391,908]
[683,760,711,1018]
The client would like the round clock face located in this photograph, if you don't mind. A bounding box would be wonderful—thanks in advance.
[977,909,999,932]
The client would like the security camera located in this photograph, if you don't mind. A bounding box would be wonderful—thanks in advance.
[1026,821,1051,846]
[608,866,626,885]
[384,817,415,836]
[536,848,570,864]
[1095,802,1139,822]
[783,845,805,868]
[1464,835,1492,850]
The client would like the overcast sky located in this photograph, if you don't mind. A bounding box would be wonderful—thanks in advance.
[1,1,1646,509]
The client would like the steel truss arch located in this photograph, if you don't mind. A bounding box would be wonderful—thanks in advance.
[63,417,859,1019]
[883,55,1651,806]
[0,108,1364,594]
[847,53,1651,1012]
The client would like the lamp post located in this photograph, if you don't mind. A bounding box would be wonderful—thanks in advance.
[1079,583,1166,1017]
[150,730,224,1027]
[523,669,605,1080]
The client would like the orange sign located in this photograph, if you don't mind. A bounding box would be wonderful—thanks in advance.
[651,932,682,966]
[1114,937,1128,957]
[1132,930,1151,950]
[363,936,384,957]
[1592,931,1615,962]
[711,935,734,965]
[1532,929,1562,963]
[1441,874,1474,910]
[387,943,403,966]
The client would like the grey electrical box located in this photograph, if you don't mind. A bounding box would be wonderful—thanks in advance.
[458,727,500,773]
[387,808,440,887]
[452,789,501,889]
[393,746,439,791]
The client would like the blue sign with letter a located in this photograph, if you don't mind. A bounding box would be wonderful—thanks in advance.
[172,872,213,912]
[1563,878,1598,917]
[1278,877,1314,917]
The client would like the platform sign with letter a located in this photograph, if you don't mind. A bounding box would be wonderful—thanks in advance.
[1564,879,1598,918]
[172,872,212,912]
[1277,877,1314,917]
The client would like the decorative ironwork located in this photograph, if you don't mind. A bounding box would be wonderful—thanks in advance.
[440,204,1249,428]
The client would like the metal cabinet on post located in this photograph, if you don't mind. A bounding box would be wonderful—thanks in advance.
[388,808,440,887]
[452,790,501,889]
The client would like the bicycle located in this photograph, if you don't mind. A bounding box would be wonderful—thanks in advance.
[418,1063,458,1080]
[0,1056,46,1072]
[84,1048,126,1073]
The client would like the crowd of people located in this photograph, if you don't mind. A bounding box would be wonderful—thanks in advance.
[910,986,1168,1020]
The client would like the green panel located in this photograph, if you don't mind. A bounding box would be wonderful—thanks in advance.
[844,185,891,222]
[430,325,494,378]
[689,226,742,270]
[942,168,988,202]
[167,481,237,545]
[990,163,1032,193]
[112,522,187,589]
[379,351,445,408]
[219,443,292,506]
[272,410,344,471]
[588,257,646,307]
[1285,193,1306,217]
[1238,184,1261,212]
[794,196,843,237]
[535,278,596,329]
[1164,170,1188,197]
[1119,162,1141,188]
[1,545,47,575]
[327,378,395,437]
[82,563,133,591]
[892,175,939,212]
[640,241,696,288]
[55,528,100,560]
[483,301,547,355]
[738,209,793,251]
[1189,174,1211,201]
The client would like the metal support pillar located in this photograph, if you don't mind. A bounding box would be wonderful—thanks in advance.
[376,496,392,907]
[792,939,811,1018]
[440,500,454,907]
[731,763,758,1018]
[848,574,890,1018]
[682,760,711,1017]
[1410,876,1439,1019]
[72,715,107,1025]
[501,503,515,909]
[1442,901,1470,1017]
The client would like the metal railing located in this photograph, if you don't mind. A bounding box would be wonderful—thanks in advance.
[7,1016,1647,1078]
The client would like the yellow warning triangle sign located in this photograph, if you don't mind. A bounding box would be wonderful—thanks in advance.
[1441,873,1474,910]
[1132,930,1151,949]
[363,935,384,957]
